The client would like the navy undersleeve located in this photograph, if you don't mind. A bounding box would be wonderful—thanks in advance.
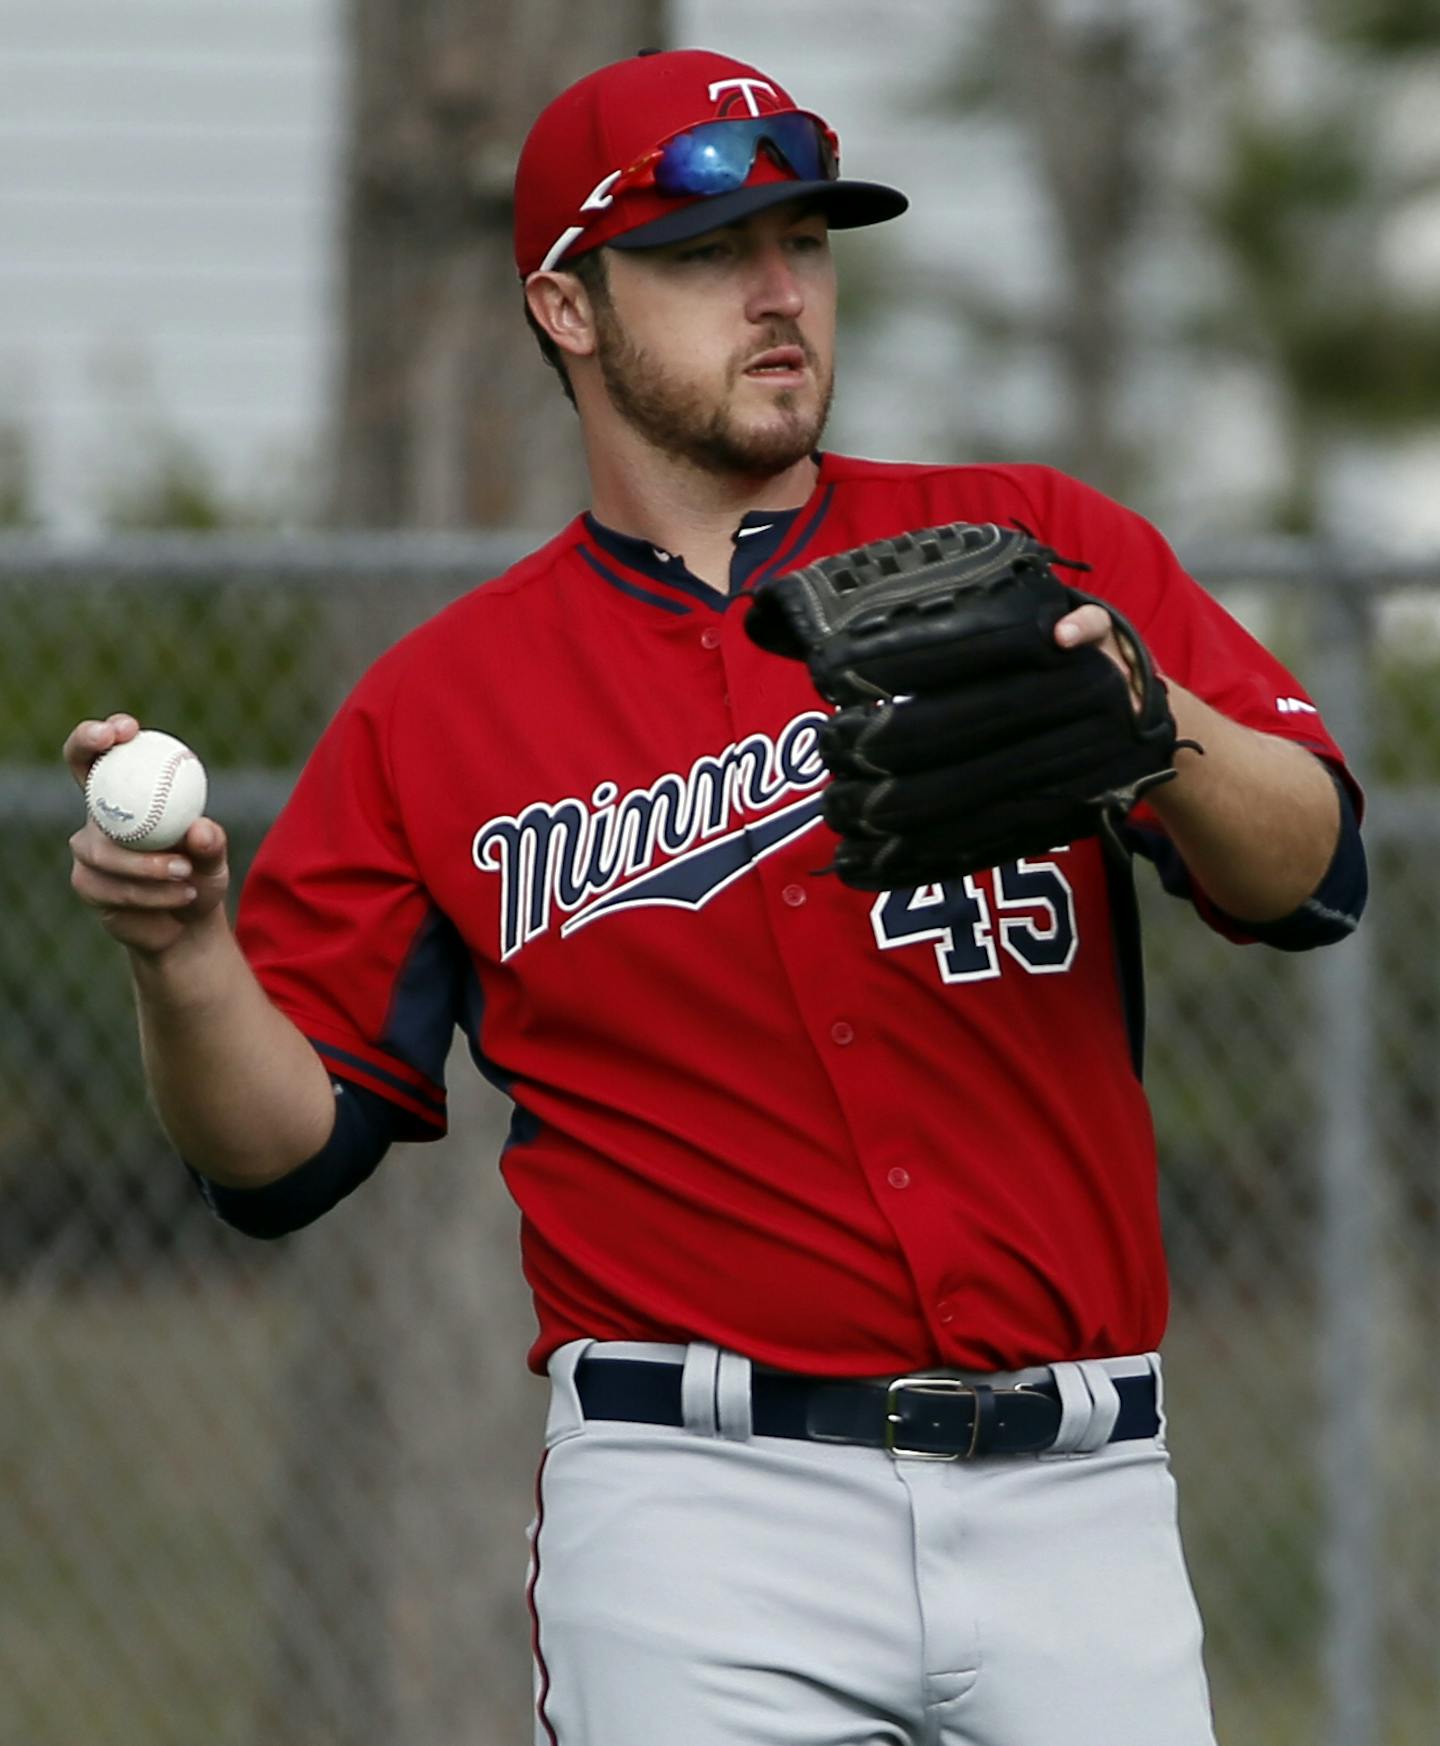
[188,1077,402,1239]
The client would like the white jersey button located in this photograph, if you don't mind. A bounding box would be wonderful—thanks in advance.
[886,1167,910,1191]
[830,1020,855,1046]
[782,884,806,907]
[700,626,721,650]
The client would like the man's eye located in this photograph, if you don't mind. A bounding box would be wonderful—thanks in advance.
[677,244,728,263]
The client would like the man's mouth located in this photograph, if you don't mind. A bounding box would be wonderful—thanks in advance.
[743,346,808,380]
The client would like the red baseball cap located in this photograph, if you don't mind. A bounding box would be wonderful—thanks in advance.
[514,48,908,278]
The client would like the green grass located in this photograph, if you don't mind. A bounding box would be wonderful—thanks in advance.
[0,1285,282,1746]
[1167,1296,1439,1746]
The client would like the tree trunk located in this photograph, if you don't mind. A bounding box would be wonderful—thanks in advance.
[268,7,664,1746]
[994,0,1154,498]
[331,0,666,530]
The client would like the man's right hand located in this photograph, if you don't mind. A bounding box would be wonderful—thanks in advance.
[65,714,231,957]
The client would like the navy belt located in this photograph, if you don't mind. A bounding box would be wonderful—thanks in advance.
[575,1358,1158,1460]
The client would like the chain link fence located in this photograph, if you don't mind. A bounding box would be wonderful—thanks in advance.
[1,531,1435,1746]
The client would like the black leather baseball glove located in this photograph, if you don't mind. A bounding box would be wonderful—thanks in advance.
[744,521,1187,890]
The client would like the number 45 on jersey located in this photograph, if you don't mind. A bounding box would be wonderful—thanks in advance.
[873,857,1077,984]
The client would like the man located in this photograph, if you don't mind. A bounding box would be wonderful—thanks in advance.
[67,47,1364,1746]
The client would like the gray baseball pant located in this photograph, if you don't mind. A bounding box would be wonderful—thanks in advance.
[529,1340,1218,1746]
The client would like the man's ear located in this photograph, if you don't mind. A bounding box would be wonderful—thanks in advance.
[525,271,599,361]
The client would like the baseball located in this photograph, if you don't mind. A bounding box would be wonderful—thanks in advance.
[85,729,209,852]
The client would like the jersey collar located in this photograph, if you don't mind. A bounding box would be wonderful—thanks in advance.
[578,457,837,615]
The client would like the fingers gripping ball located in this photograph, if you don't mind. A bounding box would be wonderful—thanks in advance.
[744,522,1184,890]
[85,730,208,852]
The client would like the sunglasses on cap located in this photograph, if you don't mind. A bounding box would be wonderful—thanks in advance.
[619,110,839,199]
[539,111,840,272]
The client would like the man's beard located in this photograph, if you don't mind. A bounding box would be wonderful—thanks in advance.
[594,307,833,478]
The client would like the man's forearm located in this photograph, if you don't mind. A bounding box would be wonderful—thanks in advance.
[130,908,338,1188]
[1147,682,1342,922]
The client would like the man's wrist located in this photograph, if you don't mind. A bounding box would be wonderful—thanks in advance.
[127,906,237,1010]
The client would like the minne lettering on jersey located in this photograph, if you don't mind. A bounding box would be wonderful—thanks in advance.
[473,710,830,960]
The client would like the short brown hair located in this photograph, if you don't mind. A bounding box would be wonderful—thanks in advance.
[524,248,611,411]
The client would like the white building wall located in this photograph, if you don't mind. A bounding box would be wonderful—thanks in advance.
[0,0,341,530]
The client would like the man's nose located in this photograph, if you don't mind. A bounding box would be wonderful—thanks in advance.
[745,247,805,323]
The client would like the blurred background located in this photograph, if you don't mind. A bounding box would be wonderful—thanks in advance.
[1,1,1437,1742]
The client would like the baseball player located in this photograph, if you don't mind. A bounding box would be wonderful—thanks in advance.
[66,48,1366,1746]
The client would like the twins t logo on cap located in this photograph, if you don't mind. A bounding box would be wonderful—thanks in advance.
[709,77,780,118]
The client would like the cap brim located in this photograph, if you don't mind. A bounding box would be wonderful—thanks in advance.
[606,178,908,252]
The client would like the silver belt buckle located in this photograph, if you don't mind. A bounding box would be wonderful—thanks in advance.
[884,1374,978,1461]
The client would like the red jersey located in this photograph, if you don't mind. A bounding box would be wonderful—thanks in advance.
[237,455,1351,1374]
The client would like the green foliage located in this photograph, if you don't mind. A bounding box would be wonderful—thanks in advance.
[0,408,312,535]
[0,580,329,766]
[1318,0,1440,52]
[104,444,239,533]
[1191,16,1440,529]
[0,425,37,529]
[100,436,312,534]
[1279,304,1440,431]
[1207,119,1367,297]
[1370,650,1440,781]
[1202,108,1440,436]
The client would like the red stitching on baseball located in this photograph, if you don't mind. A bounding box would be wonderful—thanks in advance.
[130,751,186,841]
[106,749,194,843]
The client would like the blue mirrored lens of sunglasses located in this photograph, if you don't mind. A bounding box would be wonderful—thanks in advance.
[652,115,836,197]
